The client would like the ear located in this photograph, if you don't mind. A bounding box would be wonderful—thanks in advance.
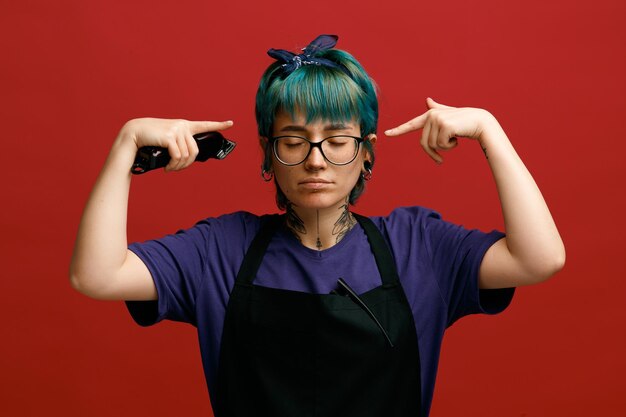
[260,136,274,173]
[363,133,377,164]
[259,136,269,150]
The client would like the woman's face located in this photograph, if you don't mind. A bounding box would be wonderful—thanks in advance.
[269,109,374,212]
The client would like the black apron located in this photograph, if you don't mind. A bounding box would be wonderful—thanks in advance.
[214,214,422,417]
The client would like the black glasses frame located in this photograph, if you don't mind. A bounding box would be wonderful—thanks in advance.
[270,135,365,166]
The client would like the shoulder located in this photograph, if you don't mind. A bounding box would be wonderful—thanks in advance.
[137,211,273,253]
[189,210,276,232]
[365,206,484,260]
[198,210,262,231]
[368,206,442,235]
[359,206,442,260]
[188,211,278,246]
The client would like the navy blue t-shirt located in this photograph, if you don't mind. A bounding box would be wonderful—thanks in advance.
[126,206,514,416]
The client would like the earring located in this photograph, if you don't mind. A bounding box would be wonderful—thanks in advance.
[261,167,274,182]
[362,162,372,181]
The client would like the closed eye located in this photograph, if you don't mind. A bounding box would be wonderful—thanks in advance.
[326,137,352,145]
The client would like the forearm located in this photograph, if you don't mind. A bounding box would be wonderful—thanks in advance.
[69,130,137,295]
[479,114,565,281]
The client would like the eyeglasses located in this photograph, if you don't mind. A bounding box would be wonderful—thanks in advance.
[270,135,365,166]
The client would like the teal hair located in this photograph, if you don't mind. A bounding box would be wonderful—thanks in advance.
[255,48,379,210]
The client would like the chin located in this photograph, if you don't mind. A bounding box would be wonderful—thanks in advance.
[288,191,348,211]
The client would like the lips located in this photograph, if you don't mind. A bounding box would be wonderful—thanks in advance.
[299,178,332,184]
[298,178,332,190]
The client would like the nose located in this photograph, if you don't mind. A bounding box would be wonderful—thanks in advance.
[303,142,327,170]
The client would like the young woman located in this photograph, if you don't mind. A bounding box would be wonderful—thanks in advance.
[70,35,565,417]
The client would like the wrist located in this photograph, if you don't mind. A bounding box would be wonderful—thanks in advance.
[476,110,505,148]
[108,124,142,172]
[116,119,141,148]
[111,119,145,158]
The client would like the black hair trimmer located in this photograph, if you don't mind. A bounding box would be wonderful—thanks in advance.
[131,131,236,175]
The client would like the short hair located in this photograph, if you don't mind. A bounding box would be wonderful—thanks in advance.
[255,48,379,210]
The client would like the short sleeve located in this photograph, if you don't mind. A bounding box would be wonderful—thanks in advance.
[125,220,213,327]
[124,211,262,328]
[422,210,515,326]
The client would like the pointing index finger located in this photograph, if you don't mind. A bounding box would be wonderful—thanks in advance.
[384,112,428,137]
[189,120,234,134]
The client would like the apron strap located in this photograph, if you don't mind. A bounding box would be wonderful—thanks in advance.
[235,213,400,286]
[352,213,400,286]
[235,214,283,285]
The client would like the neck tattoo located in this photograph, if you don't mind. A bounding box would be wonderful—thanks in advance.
[332,200,356,244]
[316,210,322,251]
[286,203,305,243]
[285,200,356,249]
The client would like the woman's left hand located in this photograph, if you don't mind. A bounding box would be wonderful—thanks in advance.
[386,97,566,288]
[384,98,498,164]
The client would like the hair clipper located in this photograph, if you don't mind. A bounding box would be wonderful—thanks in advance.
[131,131,236,175]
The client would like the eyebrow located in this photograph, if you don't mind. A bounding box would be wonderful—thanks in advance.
[278,123,353,132]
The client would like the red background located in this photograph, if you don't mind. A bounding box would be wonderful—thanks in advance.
[2,0,625,416]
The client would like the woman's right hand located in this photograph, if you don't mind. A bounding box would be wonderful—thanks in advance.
[70,117,234,300]
[118,118,234,172]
